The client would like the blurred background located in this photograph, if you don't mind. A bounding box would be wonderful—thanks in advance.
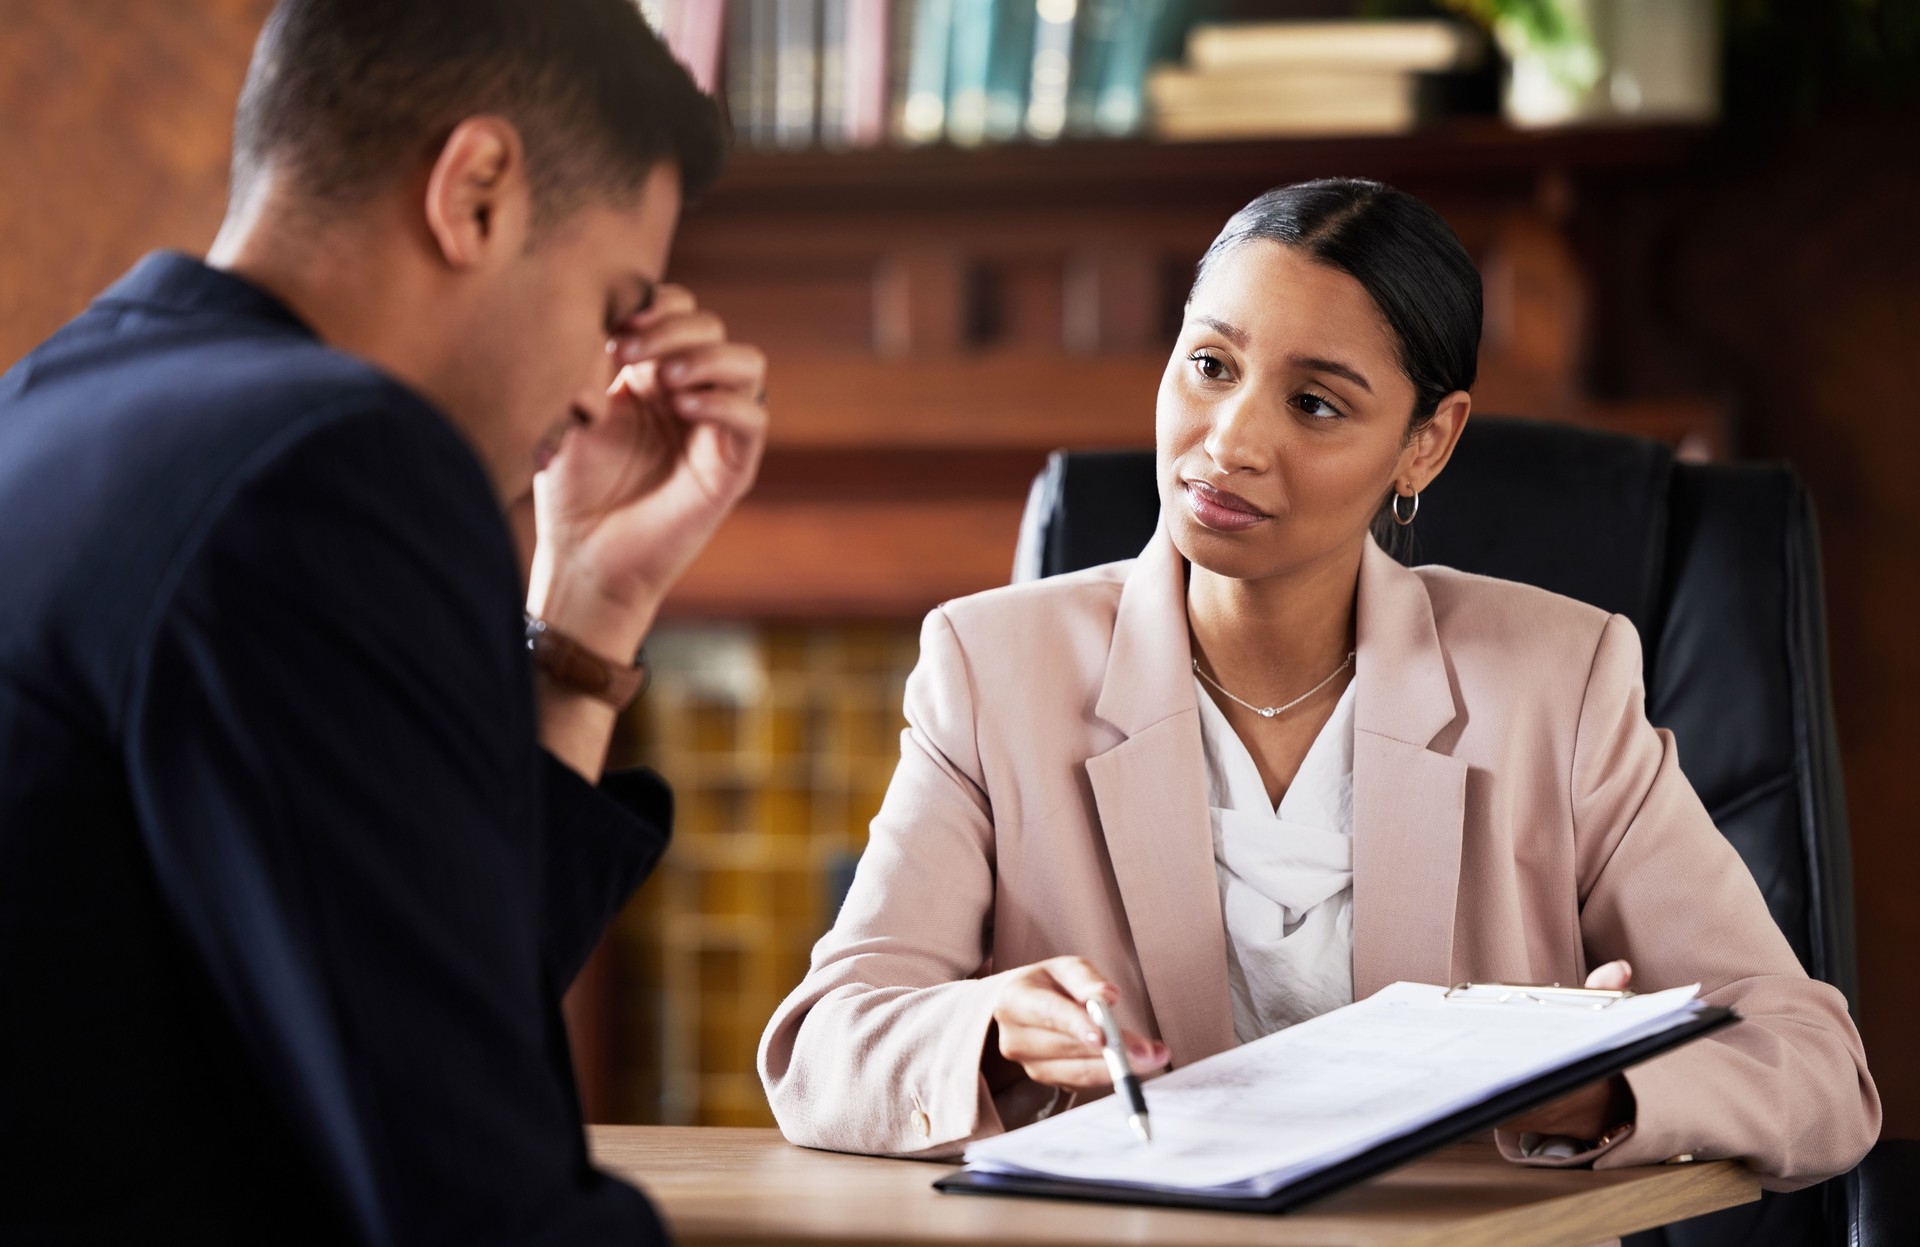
[2,0,1914,1134]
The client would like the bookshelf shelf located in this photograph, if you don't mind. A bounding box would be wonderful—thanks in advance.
[691,121,1712,215]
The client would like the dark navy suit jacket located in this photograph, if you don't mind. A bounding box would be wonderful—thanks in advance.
[0,254,672,1244]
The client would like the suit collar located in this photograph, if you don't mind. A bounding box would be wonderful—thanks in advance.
[96,251,314,337]
[1350,537,1468,998]
[1093,519,1196,736]
[1353,535,1459,747]
[1096,526,1461,747]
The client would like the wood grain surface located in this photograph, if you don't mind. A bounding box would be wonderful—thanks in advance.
[587,1126,1758,1247]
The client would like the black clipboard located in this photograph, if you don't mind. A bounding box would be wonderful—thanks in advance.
[934,1000,1737,1214]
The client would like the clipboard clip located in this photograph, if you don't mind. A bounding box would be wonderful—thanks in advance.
[1444,982,1636,1010]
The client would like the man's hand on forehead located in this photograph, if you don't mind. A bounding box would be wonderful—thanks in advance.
[529,281,769,671]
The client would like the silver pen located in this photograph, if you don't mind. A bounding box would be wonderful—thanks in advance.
[1085,997,1152,1144]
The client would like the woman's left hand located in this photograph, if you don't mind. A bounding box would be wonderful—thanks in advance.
[1499,960,1637,1144]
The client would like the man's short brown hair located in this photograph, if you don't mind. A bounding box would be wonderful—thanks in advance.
[233,0,726,228]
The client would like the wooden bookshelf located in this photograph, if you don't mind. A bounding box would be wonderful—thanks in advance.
[616,625,919,1126]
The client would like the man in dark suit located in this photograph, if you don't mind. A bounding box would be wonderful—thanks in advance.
[0,1,764,1241]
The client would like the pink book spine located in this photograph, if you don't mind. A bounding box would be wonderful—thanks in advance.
[668,0,728,97]
[844,0,890,146]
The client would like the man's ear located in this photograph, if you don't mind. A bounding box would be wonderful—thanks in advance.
[1398,390,1472,493]
[422,116,531,270]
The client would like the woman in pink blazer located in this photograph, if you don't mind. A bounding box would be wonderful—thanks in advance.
[757,180,1879,1190]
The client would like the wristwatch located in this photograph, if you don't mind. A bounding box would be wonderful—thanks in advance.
[524,614,650,711]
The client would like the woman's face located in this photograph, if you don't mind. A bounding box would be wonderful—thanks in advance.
[1156,239,1457,584]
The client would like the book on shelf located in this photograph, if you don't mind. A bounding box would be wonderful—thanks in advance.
[819,0,850,144]
[1147,66,1423,140]
[1024,0,1077,141]
[775,0,821,148]
[820,0,895,147]
[726,0,778,146]
[899,0,955,144]
[1145,18,1485,143]
[843,0,893,146]
[1063,0,1121,137]
[1184,18,1484,74]
[950,0,1047,146]
[983,0,1037,143]
[646,0,729,95]
[718,0,1194,149]
[886,0,919,143]
[1090,0,1174,138]
[945,0,997,145]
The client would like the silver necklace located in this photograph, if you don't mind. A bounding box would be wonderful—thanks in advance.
[1193,651,1355,719]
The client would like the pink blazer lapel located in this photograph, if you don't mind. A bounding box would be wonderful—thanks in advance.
[1084,525,1238,1068]
[1350,538,1469,998]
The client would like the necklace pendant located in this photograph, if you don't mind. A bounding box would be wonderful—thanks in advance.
[1259,707,1276,718]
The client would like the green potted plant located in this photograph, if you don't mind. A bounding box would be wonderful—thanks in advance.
[1443,0,1721,127]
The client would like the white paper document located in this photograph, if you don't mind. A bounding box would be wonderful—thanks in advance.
[961,981,1709,1198]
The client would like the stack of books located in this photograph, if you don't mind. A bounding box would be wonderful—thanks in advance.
[1147,19,1486,141]
[643,0,1192,150]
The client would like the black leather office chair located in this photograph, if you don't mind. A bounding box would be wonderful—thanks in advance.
[1010,419,1908,1247]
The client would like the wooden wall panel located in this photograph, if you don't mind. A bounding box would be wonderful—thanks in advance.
[0,0,273,369]
[1658,117,1920,1137]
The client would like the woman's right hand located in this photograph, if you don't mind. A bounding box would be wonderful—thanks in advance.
[989,956,1170,1091]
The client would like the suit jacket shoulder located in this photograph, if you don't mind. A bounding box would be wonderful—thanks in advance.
[0,272,501,737]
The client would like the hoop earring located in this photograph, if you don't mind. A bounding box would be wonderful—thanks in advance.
[1391,488,1420,526]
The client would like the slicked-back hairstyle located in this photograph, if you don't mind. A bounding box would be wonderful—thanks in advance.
[1192,178,1482,432]
[232,0,726,233]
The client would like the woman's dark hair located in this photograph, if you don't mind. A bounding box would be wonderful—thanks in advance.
[232,0,727,232]
[1191,178,1482,434]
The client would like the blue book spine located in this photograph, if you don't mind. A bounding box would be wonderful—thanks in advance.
[901,0,955,143]
[984,0,1038,142]
[1025,0,1077,141]
[1094,0,1168,136]
[1065,0,1123,138]
[946,0,996,145]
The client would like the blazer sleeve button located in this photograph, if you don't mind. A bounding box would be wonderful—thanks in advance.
[911,1109,931,1138]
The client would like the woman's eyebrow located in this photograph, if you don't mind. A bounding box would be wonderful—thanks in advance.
[1191,314,1249,347]
[1291,354,1373,394]
[1191,315,1375,395]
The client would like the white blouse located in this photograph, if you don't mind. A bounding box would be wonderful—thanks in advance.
[1194,676,1358,1044]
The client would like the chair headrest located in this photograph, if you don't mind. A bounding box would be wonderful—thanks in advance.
[1412,418,1675,643]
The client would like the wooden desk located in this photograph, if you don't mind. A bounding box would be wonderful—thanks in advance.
[589,1126,1758,1247]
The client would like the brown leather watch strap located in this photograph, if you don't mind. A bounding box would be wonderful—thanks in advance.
[524,616,649,711]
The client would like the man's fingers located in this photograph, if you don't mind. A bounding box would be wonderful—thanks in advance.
[657,343,767,395]
[612,309,727,365]
[627,283,697,325]
[1585,960,1633,992]
[669,388,769,446]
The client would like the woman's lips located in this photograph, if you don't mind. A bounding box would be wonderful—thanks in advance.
[1183,480,1270,532]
